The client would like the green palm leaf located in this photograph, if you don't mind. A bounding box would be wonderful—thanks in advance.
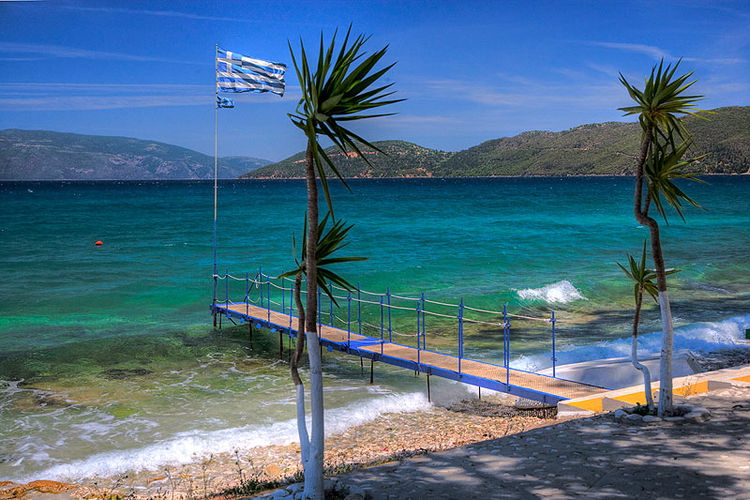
[279,212,367,306]
[619,59,711,144]
[617,241,679,304]
[288,25,405,214]
[645,130,707,222]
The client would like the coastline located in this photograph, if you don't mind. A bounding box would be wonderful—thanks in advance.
[5,346,750,499]
[245,172,749,180]
[2,393,566,499]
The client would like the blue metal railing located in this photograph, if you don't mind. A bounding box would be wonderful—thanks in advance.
[213,269,561,380]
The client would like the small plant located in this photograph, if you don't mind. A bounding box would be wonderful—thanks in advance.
[199,454,214,499]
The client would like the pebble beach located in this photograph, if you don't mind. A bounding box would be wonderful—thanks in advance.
[1,390,567,499]
[3,347,749,499]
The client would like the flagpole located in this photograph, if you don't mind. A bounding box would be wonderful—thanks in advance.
[212,43,219,327]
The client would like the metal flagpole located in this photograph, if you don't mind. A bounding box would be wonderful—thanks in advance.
[212,44,219,327]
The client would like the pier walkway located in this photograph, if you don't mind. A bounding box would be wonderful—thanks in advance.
[212,271,604,405]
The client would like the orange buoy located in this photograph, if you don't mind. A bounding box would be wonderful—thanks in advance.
[95,241,103,246]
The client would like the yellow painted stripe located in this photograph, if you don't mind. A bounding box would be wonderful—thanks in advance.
[612,391,650,406]
[673,381,709,396]
[732,374,750,383]
[566,398,603,412]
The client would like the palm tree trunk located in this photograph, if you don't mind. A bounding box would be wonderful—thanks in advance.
[633,127,674,417]
[290,274,309,465]
[303,140,325,499]
[631,289,654,412]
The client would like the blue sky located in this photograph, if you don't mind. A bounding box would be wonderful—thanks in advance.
[1,0,748,162]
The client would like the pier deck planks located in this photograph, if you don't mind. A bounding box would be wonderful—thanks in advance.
[218,302,602,402]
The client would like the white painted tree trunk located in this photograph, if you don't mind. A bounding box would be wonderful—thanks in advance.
[303,330,324,499]
[631,335,654,412]
[295,384,310,466]
[657,290,674,417]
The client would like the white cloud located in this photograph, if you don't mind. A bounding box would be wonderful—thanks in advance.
[589,41,746,66]
[61,5,258,23]
[0,81,298,111]
[0,42,201,65]
[590,41,670,60]
[0,95,207,111]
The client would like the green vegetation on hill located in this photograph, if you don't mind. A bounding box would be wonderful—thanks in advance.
[0,129,270,180]
[242,140,453,179]
[1,106,746,180]
[246,106,749,178]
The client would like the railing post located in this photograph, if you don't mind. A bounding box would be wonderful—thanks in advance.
[212,268,217,327]
[551,310,557,378]
[387,287,392,343]
[504,304,511,388]
[347,292,352,346]
[379,295,384,355]
[380,295,384,342]
[281,276,285,315]
[329,282,333,327]
[259,266,263,317]
[503,304,508,369]
[421,292,426,350]
[266,277,271,322]
[290,279,294,319]
[357,282,362,336]
[245,272,249,318]
[289,282,294,334]
[458,298,464,374]
[225,268,229,308]
[317,288,322,337]
[416,302,421,367]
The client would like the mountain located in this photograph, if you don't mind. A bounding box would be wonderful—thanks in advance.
[245,106,750,178]
[438,106,750,176]
[2,106,747,180]
[242,140,453,179]
[0,129,271,180]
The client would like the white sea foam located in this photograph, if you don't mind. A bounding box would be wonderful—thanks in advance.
[511,314,750,373]
[19,391,428,483]
[517,280,585,304]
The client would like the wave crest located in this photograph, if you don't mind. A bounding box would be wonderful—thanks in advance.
[18,391,428,483]
[517,280,584,303]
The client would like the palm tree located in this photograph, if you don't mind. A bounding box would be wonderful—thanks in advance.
[287,27,401,498]
[619,59,708,416]
[279,214,365,496]
[618,242,678,413]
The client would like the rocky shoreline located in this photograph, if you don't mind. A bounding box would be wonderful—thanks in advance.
[3,347,749,499]
[1,394,565,499]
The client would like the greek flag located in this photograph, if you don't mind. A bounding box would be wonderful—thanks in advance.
[217,96,234,108]
[216,48,285,96]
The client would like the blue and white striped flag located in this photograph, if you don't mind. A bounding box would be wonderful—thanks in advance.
[217,96,235,108]
[216,48,286,97]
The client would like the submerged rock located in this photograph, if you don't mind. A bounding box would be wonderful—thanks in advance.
[100,368,153,380]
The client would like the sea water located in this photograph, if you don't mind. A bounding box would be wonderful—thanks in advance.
[1,177,749,481]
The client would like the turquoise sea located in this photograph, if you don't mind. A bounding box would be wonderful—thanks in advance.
[1,177,749,482]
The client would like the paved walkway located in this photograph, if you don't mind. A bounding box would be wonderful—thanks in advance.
[335,386,750,499]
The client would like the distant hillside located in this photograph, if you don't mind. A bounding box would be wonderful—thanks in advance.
[245,106,749,178]
[439,106,750,176]
[243,140,453,179]
[0,129,271,180]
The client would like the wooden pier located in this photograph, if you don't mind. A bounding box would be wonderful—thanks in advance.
[214,301,604,405]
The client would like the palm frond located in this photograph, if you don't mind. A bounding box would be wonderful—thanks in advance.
[618,241,681,305]
[289,25,405,214]
[618,59,709,140]
[645,131,706,223]
[618,241,658,303]
[280,212,367,306]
